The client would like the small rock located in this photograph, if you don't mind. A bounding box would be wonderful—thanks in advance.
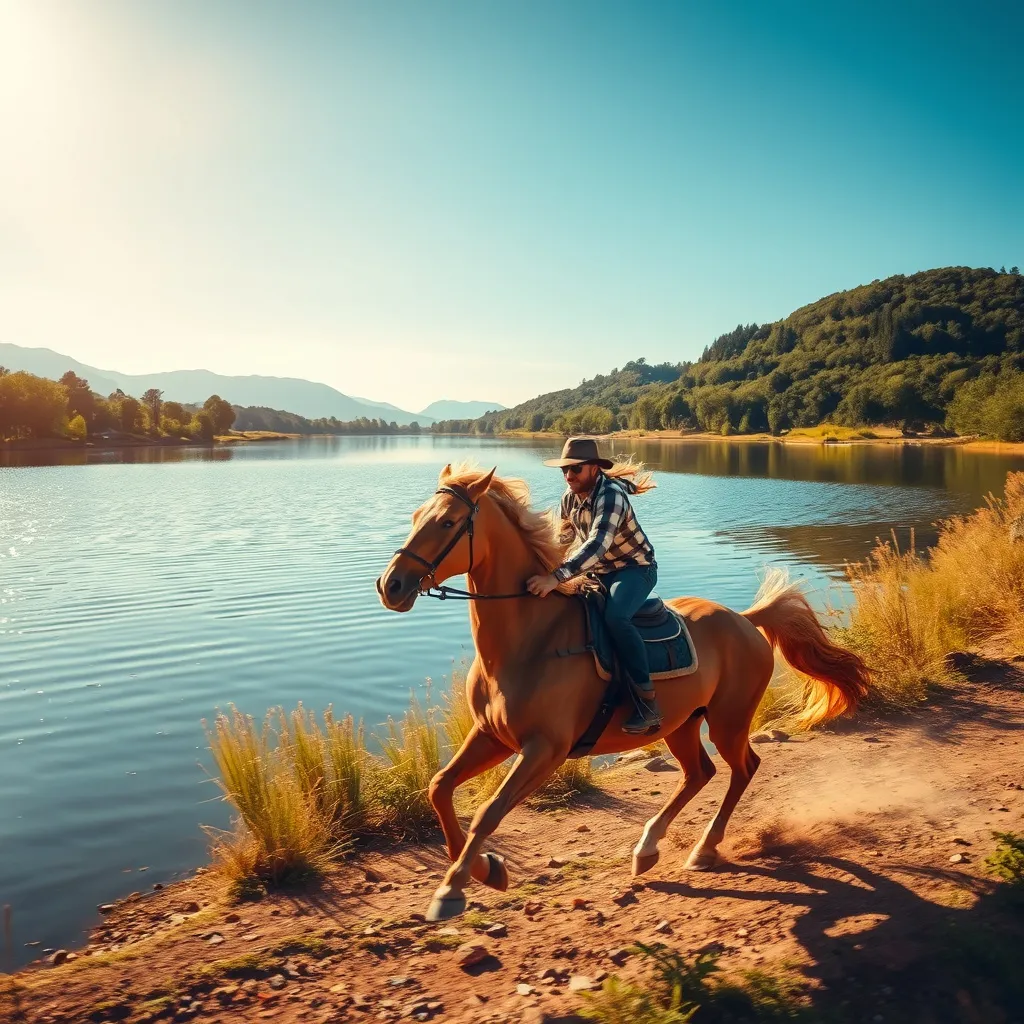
[616,749,649,763]
[363,867,382,883]
[951,837,972,846]
[644,756,678,772]
[538,967,561,982]
[949,853,967,864]
[388,976,413,988]
[409,912,427,923]
[612,890,638,907]
[654,920,672,934]
[569,975,598,992]
[207,933,225,945]
[523,901,543,916]
[97,904,115,914]
[485,923,508,938]
[225,912,241,923]
[181,901,200,914]
[572,898,589,911]
[608,948,631,966]
[736,927,749,937]
[268,974,287,990]
[769,729,789,742]
[576,824,591,833]
[454,941,489,968]
[547,857,566,869]
[437,926,461,936]
[516,983,535,996]
[863,736,881,743]
[750,732,772,744]
[242,932,261,941]
[48,950,69,966]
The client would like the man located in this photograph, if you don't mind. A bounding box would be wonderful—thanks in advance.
[526,436,662,734]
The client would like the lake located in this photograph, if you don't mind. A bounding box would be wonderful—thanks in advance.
[2,435,1022,963]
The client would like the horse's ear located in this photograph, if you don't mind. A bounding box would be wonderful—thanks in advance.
[466,467,496,501]
[438,463,453,485]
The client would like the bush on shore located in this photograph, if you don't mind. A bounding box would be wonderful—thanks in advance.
[206,669,594,886]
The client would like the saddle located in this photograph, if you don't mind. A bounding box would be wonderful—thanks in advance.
[560,582,699,758]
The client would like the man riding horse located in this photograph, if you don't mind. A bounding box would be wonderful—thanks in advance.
[526,436,662,735]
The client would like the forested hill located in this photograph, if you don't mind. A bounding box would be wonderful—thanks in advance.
[480,266,1024,439]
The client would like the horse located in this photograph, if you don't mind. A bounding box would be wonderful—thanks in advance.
[376,464,870,922]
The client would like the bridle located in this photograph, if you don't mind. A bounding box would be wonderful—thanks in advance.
[393,485,530,601]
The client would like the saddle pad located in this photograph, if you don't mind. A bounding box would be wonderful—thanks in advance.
[586,602,699,681]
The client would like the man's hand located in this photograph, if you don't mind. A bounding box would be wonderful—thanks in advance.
[526,573,560,598]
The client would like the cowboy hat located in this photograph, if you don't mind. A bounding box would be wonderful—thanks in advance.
[543,436,614,469]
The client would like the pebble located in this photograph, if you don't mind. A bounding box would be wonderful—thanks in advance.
[654,920,672,934]
[485,923,508,938]
[608,948,631,965]
[769,729,789,742]
[454,941,490,968]
[547,857,566,869]
[363,867,382,882]
[97,904,115,914]
[576,824,591,833]
[48,950,68,966]
[949,853,967,864]
[951,837,972,846]
[612,890,638,907]
[750,732,772,744]
[736,927,749,937]
[181,901,200,914]
[523,901,543,916]
[437,926,461,936]
[572,898,589,911]
[568,975,599,992]
[644,756,679,772]
[268,974,287,990]
[517,983,535,996]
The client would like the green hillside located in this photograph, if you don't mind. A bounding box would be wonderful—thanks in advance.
[476,266,1024,440]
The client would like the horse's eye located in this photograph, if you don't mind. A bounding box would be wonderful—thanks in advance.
[442,519,455,529]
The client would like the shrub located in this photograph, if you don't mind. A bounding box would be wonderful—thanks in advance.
[986,831,1024,888]
[67,414,87,440]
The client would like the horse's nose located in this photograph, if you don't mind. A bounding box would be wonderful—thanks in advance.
[386,575,404,597]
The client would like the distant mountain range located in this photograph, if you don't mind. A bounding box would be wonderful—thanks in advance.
[0,343,503,426]
[418,399,505,420]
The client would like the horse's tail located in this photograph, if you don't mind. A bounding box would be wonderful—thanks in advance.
[742,569,871,729]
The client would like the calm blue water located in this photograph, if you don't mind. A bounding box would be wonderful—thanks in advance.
[2,435,1022,963]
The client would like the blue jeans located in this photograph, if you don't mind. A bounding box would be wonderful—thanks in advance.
[602,562,658,692]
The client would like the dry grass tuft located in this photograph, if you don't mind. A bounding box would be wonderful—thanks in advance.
[835,471,1024,708]
[206,663,597,885]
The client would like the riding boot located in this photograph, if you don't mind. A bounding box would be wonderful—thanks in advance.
[622,684,662,735]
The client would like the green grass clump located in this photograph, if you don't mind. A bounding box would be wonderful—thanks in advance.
[986,831,1024,888]
[582,944,810,1024]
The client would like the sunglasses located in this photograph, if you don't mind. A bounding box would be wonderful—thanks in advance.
[561,462,592,476]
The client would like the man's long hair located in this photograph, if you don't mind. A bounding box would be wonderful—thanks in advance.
[602,457,656,495]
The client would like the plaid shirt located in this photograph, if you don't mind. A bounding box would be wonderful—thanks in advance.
[552,474,655,583]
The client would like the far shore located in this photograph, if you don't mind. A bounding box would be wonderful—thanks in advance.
[6,426,1024,458]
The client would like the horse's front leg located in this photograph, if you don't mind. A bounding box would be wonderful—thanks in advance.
[428,725,513,890]
[426,738,561,922]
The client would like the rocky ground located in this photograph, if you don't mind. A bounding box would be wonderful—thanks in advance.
[3,656,1023,1024]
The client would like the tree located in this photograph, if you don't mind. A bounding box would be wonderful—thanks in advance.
[203,395,235,434]
[163,401,186,424]
[60,371,95,424]
[118,396,142,433]
[0,371,69,439]
[191,410,215,441]
[141,389,163,435]
[629,395,661,430]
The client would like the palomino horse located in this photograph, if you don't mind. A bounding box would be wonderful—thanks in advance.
[376,465,870,922]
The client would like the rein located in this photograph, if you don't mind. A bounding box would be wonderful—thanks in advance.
[394,485,532,602]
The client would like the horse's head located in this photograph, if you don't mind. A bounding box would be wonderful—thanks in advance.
[376,465,496,612]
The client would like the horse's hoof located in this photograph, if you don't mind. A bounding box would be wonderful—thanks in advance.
[483,852,509,892]
[632,850,660,877]
[425,885,467,922]
[685,849,718,871]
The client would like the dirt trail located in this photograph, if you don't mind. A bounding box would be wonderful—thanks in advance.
[4,662,1023,1024]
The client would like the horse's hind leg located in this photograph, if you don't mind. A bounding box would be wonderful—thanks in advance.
[685,712,761,871]
[632,709,716,876]
[426,738,560,922]
[428,725,513,890]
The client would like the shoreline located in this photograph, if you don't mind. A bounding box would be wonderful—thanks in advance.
[6,429,1024,458]
[5,663,1022,1023]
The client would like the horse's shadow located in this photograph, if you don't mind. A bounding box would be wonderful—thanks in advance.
[648,846,1024,1022]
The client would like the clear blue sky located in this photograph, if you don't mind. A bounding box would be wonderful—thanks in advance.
[1,0,1020,411]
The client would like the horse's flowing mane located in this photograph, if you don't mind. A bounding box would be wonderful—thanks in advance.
[441,464,568,571]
